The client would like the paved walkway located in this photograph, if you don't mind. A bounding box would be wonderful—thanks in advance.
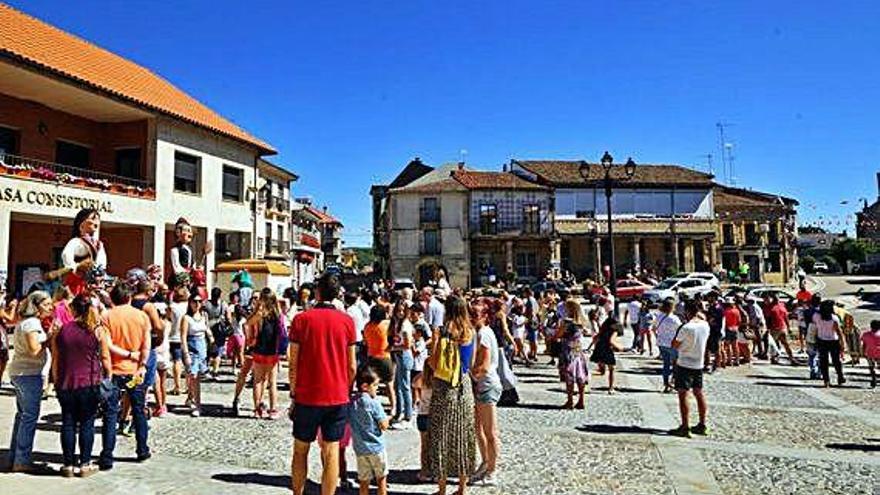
[1,336,878,494]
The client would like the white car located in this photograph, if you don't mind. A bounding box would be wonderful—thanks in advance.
[813,261,829,273]
[679,272,721,289]
[643,277,716,303]
[392,278,415,292]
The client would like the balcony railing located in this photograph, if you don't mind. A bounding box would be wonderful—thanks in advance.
[261,238,290,256]
[266,195,290,213]
[0,153,152,189]
[420,207,441,224]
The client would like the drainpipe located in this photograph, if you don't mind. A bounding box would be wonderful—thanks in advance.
[252,155,258,259]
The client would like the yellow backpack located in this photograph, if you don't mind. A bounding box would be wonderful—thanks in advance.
[433,335,461,387]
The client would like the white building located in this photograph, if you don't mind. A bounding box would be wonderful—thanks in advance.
[0,4,276,294]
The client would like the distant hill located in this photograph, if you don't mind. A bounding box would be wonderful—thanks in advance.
[347,247,375,268]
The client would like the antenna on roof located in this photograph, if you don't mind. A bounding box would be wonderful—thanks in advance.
[459,149,468,165]
[716,122,736,183]
[704,153,713,175]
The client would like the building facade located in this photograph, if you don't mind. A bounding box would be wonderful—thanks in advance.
[290,199,323,288]
[511,160,717,280]
[713,186,799,284]
[386,164,471,288]
[0,4,275,295]
[856,172,880,244]
[253,159,297,262]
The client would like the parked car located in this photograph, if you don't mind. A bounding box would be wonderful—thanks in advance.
[590,279,653,301]
[531,280,572,296]
[747,287,797,310]
[679,272,721,289]
[644,276,715,303]
[813,261,829,273]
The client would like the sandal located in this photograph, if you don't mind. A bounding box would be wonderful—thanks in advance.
[266,409,280,420]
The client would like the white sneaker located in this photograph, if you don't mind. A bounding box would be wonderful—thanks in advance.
[481,471,497,486]
[191,408,201,417]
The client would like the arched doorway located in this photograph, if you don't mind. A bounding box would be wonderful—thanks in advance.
[416,258,445,289]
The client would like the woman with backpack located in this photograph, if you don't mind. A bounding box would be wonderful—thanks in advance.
[427,294,477,495]
[246,290,284,419]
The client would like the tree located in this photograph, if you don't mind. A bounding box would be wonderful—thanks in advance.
[829,238,868,273]
[800,255,816,273]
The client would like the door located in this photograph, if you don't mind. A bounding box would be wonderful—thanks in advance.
[744,255,761,283]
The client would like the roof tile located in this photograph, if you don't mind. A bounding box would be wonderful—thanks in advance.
[515,160,713,187]
[451,170,548,190]
[0,3,274,153]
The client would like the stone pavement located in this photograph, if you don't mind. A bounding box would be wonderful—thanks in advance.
[1,339,878,495]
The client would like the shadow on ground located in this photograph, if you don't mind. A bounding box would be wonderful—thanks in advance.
[212,471,427,494]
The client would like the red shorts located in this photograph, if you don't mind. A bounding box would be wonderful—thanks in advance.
[252,353,280,366]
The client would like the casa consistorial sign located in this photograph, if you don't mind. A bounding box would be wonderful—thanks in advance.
[0,186,114,213]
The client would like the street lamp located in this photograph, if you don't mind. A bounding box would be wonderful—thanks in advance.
[580,152,636,322]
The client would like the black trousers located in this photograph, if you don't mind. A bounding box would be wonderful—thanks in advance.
[816,339,843,384]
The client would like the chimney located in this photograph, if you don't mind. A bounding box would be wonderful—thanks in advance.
[457,161,465,170]
[323,206,328,214]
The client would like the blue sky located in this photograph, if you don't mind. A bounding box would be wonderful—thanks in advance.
[10,1,880,244]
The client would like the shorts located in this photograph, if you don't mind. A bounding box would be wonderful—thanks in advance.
[512,327,525,340]
[769,328,787,342]
[169,342,183,362]
[186,337,208,377]
[475,383,502,405]
[226,333,245,356]
[798,327,807,339]
[411,370,422,382]
[416,414,429,432]
[292,403,349,443]
[356,451,388,482]
[252,353,280,366]
[368,357,394,383]
[318,423,352,448]
[723,330,738,342]
[526,327,538,343]
[155,347,170,371]
[673,365,704,391]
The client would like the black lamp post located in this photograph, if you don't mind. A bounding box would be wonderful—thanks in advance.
[579,152,636,321]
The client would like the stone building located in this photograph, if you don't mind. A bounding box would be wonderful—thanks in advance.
[713,185,798,284]
[856,172,880,244]
[511,160,716,279]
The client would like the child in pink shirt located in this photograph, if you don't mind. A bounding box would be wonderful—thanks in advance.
[861,320,880,388]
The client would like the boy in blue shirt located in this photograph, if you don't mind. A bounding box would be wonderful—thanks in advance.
[350,367,389,495]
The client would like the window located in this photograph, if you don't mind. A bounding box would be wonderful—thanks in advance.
[215,232,249,261]
[174,151,201,193]
[56,141,90,169]
[515,252,537,278]
[277,225,285,251]
[768,223,780,245]
[479,204,497,235]
[115,148,141,180]
[421,197,440,223]
[0,126,18,155]
[744,223,759,245]
[722,224,735,246]
[767,251,781,272]
[222,165,243,201]
[423,229,440,255]
[523,204,541,234]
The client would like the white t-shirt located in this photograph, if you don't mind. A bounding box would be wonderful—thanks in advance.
[346,305,366,342]
[511,315,527,340]
[168,301,187,343]
[475,326,501,391]
[412,338,428,371]
[654,312,682,349]
[9,317,47,377]
[627,300,642,325]
[674,319,710,370]
[812,313,840,341]
[184,314,209,340]
[427,298,445,329]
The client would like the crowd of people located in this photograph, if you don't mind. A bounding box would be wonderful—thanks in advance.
[2,208,880,493]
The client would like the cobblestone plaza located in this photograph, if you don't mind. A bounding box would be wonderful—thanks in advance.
[3,334,877,495]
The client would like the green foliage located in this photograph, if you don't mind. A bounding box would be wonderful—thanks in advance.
[348,247,375,269]
[800,255,816,273]
[829,238,867,272]
[820,255,841,273]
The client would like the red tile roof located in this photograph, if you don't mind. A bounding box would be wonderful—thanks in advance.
[393,177,468,194]
[305,206,342,226]
[0,3,275,153]
[451,170,548,191]
[514,160,714,187]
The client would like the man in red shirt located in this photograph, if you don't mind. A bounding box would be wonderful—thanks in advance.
[795,280,813,305]
[763,294,797,364]
[288,274,356,495]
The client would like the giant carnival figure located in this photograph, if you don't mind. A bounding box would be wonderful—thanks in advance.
[169,217,211,300]
[58,208,108,295]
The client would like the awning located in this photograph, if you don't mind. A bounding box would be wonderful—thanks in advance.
[292,244,322,255]
[214,258,292,276]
